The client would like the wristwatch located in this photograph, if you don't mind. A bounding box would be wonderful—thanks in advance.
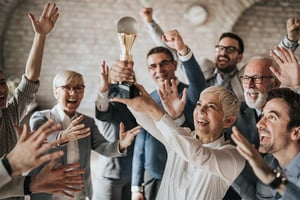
[269,169,288,189]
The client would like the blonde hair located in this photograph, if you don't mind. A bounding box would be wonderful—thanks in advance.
[53,70,84,89]
[200,86,240,118]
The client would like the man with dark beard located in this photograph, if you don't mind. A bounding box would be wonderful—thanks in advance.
[140,8,245,101]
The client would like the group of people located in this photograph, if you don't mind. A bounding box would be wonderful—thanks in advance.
[1,2,300,200]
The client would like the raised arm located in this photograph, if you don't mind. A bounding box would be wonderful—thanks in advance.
[230,126,298,197]
[270,47,300,89]
[279,18,300,51]
[25,3,59,81]
[140,7,165,47]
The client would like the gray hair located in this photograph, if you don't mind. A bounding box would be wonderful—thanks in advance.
[53,70,84,89]
[200,86,240,118]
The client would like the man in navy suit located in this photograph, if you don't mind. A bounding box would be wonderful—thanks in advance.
[95,30,206,200]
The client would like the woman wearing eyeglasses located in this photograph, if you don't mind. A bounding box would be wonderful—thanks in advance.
[29,70,141,200]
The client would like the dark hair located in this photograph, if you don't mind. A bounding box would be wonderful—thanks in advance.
[219,32,244,54]
[266,88,300,131]
[146,46,175,61]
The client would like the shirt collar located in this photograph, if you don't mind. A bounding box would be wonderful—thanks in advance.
[193,132,226,148]
[214,68,238,85]
[284,152,300,175]
[55,104,78,129]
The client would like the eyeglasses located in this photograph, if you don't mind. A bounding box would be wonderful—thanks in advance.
[148,60,173,70]
[239,75,274,84]
[215,45,240,54]
[59,85,85,93]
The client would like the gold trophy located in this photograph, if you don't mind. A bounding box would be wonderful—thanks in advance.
[108,16,139,98]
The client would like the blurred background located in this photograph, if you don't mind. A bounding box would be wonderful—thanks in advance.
[1,0,299,116]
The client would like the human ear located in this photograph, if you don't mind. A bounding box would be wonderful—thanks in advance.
[223,116,237,128]
[291,126,300,141]
[53,89,59,100]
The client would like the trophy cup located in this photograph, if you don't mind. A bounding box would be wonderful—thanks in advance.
[108,16,140,98]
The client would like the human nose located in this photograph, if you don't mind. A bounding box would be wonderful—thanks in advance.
[256,115,265,130]
[67,87,76,94]
[243,77,255,88]
[199,105,208,114]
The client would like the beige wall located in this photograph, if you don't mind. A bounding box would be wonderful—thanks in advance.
[1,0,299,116]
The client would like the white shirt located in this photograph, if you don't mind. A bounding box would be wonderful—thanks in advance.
[57,105,80,164]
[54,105,85,200]
[129,109,245,200]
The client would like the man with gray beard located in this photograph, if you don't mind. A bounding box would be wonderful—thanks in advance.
[227,55,281,148]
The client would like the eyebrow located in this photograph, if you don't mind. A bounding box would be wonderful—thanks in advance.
[265,110,280,118]
[198,100,218,105]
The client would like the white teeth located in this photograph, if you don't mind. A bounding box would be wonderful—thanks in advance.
[218,57,228,61]
[198,119,208,125]
[68,99,77,102]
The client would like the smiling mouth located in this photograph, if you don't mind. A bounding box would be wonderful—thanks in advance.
[260,134,270,145]
[67,99,78,104]
[197,119,209,126]
[247,92,259,99]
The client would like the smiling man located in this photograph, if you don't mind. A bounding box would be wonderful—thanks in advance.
[140,7,245,102]
[232,88,300,200]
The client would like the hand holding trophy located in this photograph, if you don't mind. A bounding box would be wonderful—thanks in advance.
[108,16,140,98]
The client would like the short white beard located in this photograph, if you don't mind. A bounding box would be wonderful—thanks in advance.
[244,88,267,110]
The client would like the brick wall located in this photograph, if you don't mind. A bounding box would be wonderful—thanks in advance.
[1,0,299,116]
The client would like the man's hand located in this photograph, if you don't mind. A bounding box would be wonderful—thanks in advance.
[28,3,59,36]
[162,30,188,55]
[286,17,300,42]
[132,191,144,200]
[110,60,135,83]
[59,115,90,144]
[99,60,110,93]
[140,7,153,23]
[231,126,274,185]
[118,122,141,151]
[7,120,63,177]
[158,79,187,119]
[30,161,85,198]
[270,46,300,87]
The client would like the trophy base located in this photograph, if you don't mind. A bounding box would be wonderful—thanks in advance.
[108,83,140,99]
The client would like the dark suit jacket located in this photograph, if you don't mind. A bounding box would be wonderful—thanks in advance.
[225,102,260,148]
[95,102,138,179]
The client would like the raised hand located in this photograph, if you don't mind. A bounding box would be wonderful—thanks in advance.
[30,161,85,198]
[28,3,59,35]
[110,60,135,83]
[99,60,110,93]
[286,17,300,42]
[140,7,153,23]
[59,115,91,144]
[158,79,187,119]
[7,120,63,177]
[270,46,300,87]
[118,122,141,151]
[162,30,188,55]
[231,126,274,185]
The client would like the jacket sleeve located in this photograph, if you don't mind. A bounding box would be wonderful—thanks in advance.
[0,175,25,198]
[7,75,39,125]
[131,129,146,187]
[89,117,123,157]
